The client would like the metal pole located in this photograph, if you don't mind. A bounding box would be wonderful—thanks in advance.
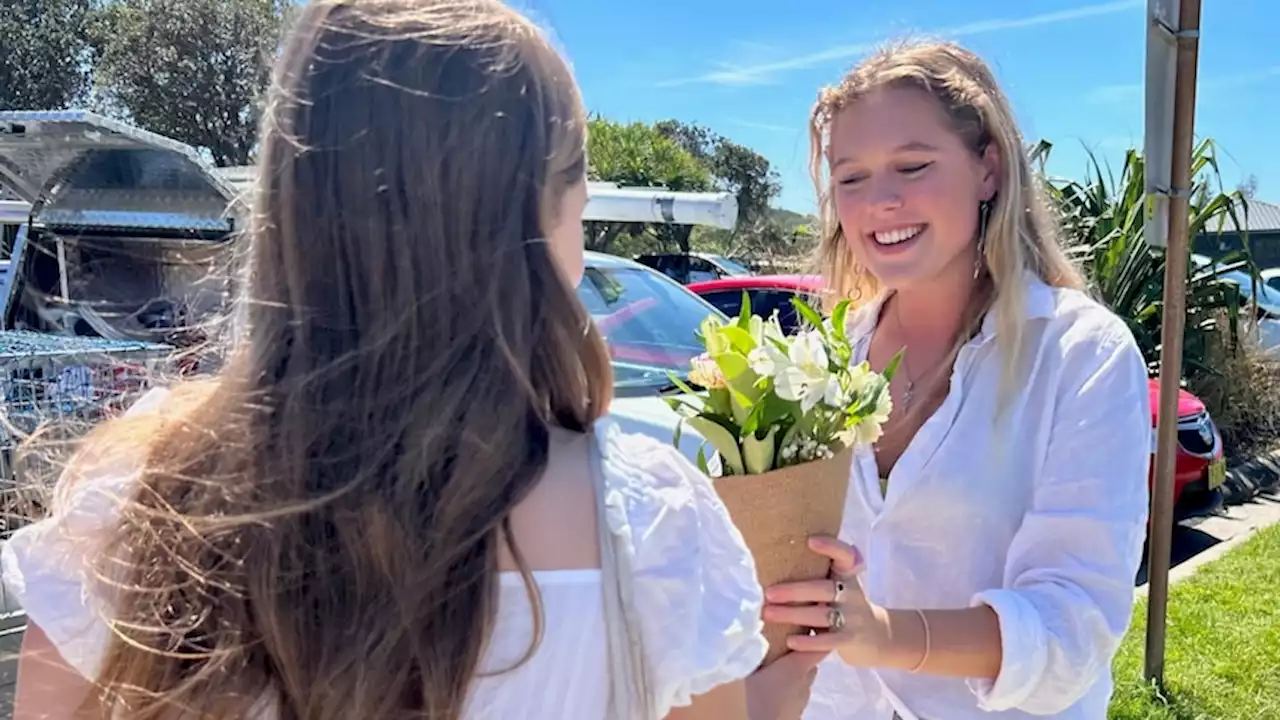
[1145,0,1202,685]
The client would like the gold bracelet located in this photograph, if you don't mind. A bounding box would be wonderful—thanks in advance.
[908,609,931,673]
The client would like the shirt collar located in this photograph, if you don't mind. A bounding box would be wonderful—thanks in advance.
[845,270,1056,344]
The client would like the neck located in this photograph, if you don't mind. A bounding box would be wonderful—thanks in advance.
[891,266,976,347]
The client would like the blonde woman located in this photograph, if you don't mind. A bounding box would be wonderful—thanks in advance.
[762,41,1151,719]
[0,2,828,718]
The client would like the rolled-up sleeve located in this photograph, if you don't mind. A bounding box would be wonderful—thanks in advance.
[968,324,1151,714]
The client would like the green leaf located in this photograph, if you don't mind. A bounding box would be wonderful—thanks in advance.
[831,300,850,342]
[706,387,734,417]
[701,315,730,354]
[742,427,778,474]
[672,418,683,449]
[740,395,765,436]
[687,416,745,475]
[713,351,750,383]
[719,326,757,354]
[664,371,701,395]
[882,348,905,383]
[737,291,753,330]
[759,393,802,429]
[713,353,763,403]
[791,296,826,334]
[780,420,803,454]
[768,335,791,356]
[663,396,703,417]
[728,387,753,426]
[696,445,711,474]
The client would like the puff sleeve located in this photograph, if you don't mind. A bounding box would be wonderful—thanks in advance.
[596,423,767,716]
[1,387,168,680]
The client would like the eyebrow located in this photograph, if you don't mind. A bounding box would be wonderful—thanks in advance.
[831,141,941,167]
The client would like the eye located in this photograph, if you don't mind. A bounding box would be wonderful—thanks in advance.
[836,175,866,187]
[899,162,933,176]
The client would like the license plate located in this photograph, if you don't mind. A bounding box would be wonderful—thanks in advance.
[1208,458,1226,489]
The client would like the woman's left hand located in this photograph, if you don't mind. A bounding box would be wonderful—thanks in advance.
[763,535,890,667]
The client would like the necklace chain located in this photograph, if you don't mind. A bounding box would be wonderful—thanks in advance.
[893,300,919,411]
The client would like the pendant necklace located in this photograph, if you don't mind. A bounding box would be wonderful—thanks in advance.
[894,300,917,411]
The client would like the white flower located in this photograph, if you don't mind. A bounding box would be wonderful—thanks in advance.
[774,331,831,412]
[790,330,829,368]
[748,343,789,378]
[850,385,893,445]
[764,313,787,342]
[822,375,846,408]
[845,363,873,395]
[852,416,884,445]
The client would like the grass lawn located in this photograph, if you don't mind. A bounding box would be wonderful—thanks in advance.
[1109,522,1280,719]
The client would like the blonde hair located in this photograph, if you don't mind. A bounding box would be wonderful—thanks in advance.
[69,1,609,718]
[808,39,1084,397]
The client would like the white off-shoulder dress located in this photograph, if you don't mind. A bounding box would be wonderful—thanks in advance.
[2,402,767,719]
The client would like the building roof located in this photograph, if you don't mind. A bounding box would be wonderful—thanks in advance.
[1211,199,1280,234]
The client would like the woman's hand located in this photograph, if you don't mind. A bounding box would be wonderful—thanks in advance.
[745,650,827,720]
[763,536,892,667]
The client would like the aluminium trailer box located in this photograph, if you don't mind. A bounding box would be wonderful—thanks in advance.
[0,112,233,641]
[0,111,242,346]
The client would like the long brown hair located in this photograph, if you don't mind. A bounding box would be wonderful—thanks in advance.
[74,1,611,717]
[809,40,1084,401]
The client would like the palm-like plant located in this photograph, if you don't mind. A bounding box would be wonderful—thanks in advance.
[1034,138,1254,376]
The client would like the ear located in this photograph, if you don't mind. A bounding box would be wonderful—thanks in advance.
[978,142,1001,202]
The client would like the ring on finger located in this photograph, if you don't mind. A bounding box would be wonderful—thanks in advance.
[833,579,846,604]
[827,606,846,631]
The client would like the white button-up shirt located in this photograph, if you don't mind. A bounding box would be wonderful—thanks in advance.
[804,272,1152,720]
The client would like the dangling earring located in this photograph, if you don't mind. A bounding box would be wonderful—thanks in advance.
[974,199,992,280]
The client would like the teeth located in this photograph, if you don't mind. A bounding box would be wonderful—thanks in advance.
[873,225,924,245]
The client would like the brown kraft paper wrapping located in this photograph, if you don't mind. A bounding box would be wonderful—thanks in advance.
[713,448,852,667]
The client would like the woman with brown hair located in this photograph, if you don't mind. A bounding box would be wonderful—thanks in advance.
[2,2,818,718]
[761,40,1150,719]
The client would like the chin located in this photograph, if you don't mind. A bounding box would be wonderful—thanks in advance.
[868,270,931,293]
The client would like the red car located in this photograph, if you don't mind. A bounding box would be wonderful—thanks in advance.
[688,275,1227,522]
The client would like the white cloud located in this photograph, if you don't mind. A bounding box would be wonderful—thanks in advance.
[657,0,1144,88]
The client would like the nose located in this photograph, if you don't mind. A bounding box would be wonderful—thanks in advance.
[865,176,904,212]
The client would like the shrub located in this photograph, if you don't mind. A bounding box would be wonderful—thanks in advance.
[1187,317,1280,457]
[1032,139,1252,377]
[1034,139,1280,457]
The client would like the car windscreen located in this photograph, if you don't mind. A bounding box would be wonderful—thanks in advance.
[708,255,752,275]
[577,264,722,392]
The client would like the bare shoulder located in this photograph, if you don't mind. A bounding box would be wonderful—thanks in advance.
[498,428,601,573]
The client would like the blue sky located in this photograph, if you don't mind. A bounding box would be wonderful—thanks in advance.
[521,0,1279,213]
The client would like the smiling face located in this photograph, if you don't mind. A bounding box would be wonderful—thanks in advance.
[828,85,1000,294]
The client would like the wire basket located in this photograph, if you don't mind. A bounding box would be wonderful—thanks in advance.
[0,331,172,529]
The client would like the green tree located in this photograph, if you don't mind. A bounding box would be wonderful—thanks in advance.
[585,116,711,254]
[655,119,790,264]
[0,0,95,111]
[654,119,782,227]
[89,0,286,166]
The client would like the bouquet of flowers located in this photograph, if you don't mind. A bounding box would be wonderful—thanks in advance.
[667,293,899,665]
